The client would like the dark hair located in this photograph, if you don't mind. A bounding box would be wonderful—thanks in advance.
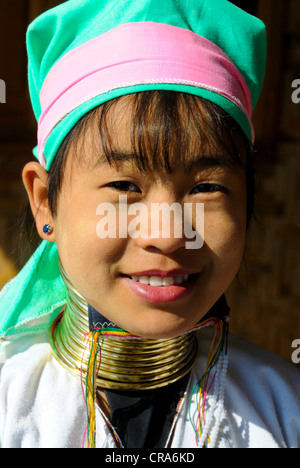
[48,91,254,216]
[22,91,254,256]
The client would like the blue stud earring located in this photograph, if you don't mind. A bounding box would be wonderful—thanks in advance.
[43,224,52,234]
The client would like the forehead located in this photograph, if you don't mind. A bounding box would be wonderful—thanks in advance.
[71,91,246,174]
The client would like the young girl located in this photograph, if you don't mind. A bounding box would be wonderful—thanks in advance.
[0,0,299,449]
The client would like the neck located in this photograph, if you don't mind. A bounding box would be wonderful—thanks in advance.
[50,264,204,390]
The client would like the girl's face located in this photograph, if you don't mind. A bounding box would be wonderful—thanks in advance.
[53,99,247,339]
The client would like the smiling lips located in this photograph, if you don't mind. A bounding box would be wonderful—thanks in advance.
[129,273,189,286]
[121,270,199,303]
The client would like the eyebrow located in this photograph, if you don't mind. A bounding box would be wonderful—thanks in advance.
[183,154,241,173]
[92,152,137,168]
[92,151,241,172]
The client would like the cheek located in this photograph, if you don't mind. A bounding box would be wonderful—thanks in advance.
[53,198,126,284]
[203,201,247,267]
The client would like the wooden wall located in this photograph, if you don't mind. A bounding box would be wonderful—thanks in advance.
[228,0,300,364]
[0,1,299,365]
[0,0,61,285]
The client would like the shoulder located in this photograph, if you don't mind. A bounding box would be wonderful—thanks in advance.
[197,327,300,384]
[195,328,300,447]
[227,332,300,390]
[0,334,54,398]
[0,334,85,448]
[226,333,300,448]
[196,328,300,388]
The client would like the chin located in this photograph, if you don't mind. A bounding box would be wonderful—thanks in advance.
[125,316,194,340]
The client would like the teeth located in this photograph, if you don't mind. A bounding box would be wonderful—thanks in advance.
[150,276,166,287]
[162,277,175,286]
[139,276,150,285]
[130,274,189,286]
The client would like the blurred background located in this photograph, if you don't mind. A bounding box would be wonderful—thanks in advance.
[0,0,299,365]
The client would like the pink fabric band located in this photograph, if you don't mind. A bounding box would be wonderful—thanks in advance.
[38,22,253,166]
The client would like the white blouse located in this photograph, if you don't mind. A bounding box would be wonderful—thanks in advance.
[1,328,300,448]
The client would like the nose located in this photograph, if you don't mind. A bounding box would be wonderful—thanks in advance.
[129,194,189,254]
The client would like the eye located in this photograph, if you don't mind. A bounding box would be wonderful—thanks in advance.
[191,183,227,194]
[108,181,142,193]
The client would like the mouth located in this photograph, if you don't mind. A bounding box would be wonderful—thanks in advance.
[121,273,193,287]
[120,272,200,303]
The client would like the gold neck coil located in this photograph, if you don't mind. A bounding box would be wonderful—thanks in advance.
[49,265,198,391]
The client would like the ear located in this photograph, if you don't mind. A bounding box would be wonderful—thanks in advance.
[22,161,56,242]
